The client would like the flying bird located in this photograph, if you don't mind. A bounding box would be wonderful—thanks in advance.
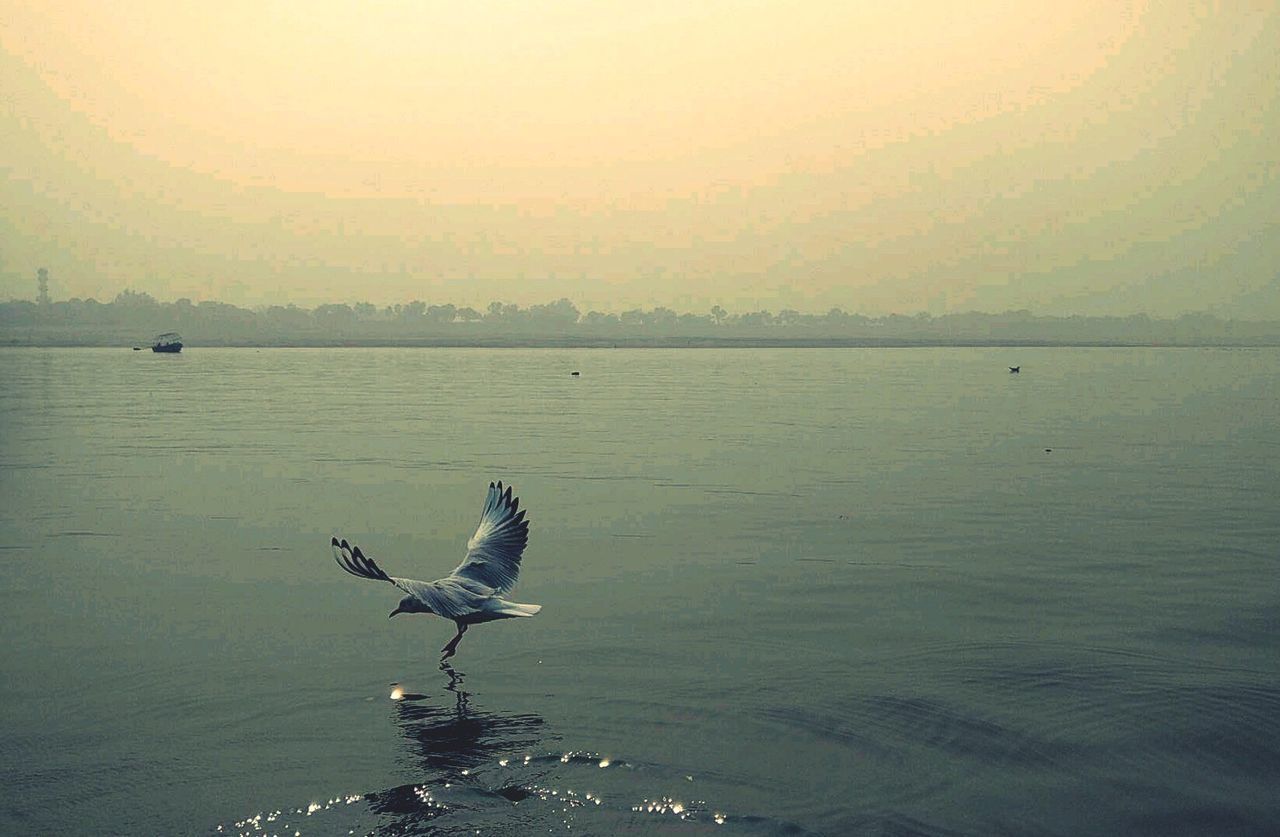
[1009,366,1021,373]
[332,481,540,660]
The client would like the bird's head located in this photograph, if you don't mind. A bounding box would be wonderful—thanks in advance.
[389,596,431,618]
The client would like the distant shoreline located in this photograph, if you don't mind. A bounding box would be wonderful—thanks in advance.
[8,297,1278,348]
[5,337,1278,349]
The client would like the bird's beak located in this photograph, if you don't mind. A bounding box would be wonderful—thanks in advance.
[388,606,403,618]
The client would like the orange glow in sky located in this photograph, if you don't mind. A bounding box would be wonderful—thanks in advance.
[2,2,1277,315]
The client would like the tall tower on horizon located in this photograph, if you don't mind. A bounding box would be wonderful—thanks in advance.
[37,267,50,305]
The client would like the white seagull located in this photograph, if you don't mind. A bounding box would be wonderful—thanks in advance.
[332,481,540,659]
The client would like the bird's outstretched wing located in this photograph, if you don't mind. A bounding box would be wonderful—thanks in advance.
[333,537,483,618]
[332,537,396,584]
[447,481,529,595]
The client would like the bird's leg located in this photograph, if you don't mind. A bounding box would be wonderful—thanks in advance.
[440,622,468,659]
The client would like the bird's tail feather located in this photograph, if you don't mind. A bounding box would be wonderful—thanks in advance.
[496,602,542,617]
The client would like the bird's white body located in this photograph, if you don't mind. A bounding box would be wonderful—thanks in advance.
[391,575,541,624]
[332,481,539,658]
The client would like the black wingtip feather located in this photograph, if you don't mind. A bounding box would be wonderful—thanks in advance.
[333,538,393,584]
[331,536,339,546]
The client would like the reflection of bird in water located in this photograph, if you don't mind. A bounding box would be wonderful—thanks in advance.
[365,662,545,828]
[332,481,541,659]
[441,662,463,687]
[440,661,470,714]
[394,662,545,774]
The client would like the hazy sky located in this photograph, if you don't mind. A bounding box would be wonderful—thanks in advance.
[2,2,1277,316]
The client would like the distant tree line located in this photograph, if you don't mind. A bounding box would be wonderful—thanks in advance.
[2,289,1278,346]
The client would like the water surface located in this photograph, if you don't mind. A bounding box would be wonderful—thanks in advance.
[1,347,1277,835]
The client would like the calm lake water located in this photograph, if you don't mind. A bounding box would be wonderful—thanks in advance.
[1,347,1277,836]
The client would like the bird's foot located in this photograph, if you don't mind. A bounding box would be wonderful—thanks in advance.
[440,644,458,660]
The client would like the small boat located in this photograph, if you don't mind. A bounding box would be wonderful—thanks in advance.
[151,332,183,353]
